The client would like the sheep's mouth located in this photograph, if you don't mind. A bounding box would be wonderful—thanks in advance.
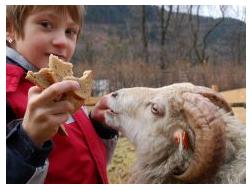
[98,96,119,116]
[107,108,119,115]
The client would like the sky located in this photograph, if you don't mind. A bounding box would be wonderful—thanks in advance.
[199,5,245,21]
[171,5,246,21]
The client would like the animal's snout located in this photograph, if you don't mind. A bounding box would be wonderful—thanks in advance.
[111,92,118,98]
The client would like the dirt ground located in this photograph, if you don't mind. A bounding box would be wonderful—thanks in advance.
[107,88,246,183]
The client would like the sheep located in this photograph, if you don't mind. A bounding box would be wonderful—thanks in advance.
[92,82,246,184]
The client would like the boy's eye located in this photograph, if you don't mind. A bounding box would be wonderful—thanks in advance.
[66,28,78,38]
[40,21,52,30]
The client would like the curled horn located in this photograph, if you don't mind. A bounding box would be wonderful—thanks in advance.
[174,91,227,183]
[193,86,233,115]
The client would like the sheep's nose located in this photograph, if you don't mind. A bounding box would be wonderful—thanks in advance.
[111,92,118,98]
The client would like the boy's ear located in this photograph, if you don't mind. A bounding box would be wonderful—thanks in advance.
[6,21,15,44]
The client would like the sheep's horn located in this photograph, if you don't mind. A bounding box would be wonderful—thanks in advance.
[194,86,233,115]
[174,92,226,183]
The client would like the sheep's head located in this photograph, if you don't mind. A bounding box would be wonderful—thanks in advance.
[92,83,233,183]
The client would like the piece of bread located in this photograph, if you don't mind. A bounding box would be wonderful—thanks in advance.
[26,68,57,89]
[64,70,93,99]
[25,54,93,136]
[48,54,73,81]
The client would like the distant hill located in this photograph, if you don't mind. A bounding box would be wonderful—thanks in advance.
[85,5,135,24]
[85,5,160,24]
[84,5,245,51]
[74,5,245,66]
[71,5,245,94]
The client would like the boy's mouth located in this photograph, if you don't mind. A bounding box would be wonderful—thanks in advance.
[47,53,66,61]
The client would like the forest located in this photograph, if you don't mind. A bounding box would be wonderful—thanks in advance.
[71,5,246,95]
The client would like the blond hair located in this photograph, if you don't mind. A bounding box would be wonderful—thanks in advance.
[6,5,85,39]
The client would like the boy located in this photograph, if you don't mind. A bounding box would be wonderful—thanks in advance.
[6,5,117,184]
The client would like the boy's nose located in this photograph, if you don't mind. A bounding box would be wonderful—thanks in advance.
[52,31,68,48]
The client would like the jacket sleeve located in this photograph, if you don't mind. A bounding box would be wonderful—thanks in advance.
[6,119,52,184]
[87,109,118,164]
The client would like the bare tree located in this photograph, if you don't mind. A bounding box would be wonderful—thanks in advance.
[159,5,173,69]
[230,6,246,65]
[189,5,226,64]
[173,5,187,61]
[141,5,149,63]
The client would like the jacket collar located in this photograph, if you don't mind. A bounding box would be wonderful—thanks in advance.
[6,46,38,72]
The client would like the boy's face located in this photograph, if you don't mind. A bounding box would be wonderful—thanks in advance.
[10,9,80,69]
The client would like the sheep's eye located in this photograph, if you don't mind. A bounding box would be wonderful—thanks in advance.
[151,104,159,114]
[151,103,165,117]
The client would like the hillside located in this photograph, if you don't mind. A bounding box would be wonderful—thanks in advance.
[72,5,246,92]
[83,5,245,56]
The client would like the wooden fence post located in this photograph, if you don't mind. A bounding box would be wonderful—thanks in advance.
[211,84,219,92]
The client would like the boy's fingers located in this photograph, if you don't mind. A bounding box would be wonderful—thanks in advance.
[46,101,75,115]
[38,81,80,104]
[28,86,43,97]
[50,112,69,124]
[58,124,68,136]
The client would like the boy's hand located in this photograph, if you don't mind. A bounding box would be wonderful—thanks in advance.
[90,96,108,125]
[22,81,80,147]
[90,95,119,139]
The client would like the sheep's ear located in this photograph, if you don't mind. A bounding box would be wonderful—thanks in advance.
[174,92,226,183]
[173,129,190,151]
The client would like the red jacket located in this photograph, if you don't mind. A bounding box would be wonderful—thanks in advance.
[7,64,108,184]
